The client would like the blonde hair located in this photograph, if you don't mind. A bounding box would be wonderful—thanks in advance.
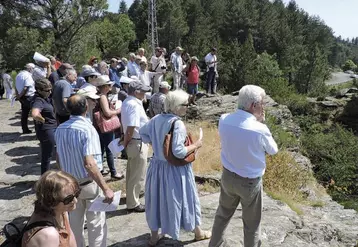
[164,90,189,113]
[34,170,79,216]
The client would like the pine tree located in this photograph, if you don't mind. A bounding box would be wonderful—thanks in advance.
[119,0,128,14]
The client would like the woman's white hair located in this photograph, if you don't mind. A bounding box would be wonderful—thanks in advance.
[164,90,189,113]
[237,85,266,110]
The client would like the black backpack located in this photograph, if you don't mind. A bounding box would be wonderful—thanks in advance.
[1,220,55,247]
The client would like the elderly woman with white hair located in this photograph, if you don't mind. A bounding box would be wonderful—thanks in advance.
[139,90,211,245]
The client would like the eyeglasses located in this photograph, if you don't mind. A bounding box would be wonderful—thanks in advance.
[61,189,81,205]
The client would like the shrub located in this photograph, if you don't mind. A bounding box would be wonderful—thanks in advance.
[301,124,358,198]
[266,115,298,149]
[283,94,316,116]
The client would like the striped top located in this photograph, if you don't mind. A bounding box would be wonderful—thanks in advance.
[55,115,103,180]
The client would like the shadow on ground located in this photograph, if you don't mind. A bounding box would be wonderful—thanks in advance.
[0,132,37,144]
[108,233,195,247]
[0,181,35,200]
[5,146,39,157]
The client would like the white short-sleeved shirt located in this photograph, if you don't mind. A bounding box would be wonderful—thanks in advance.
[32,66,47,81]
[140,55,147,63]
[205,53,217,70]
[121,96,148,139]
[138,70,155,99]
[15,70,36,97]
[219,109,278,178]
[150,56,166,72]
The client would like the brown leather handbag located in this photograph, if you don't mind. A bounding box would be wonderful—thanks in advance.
[163,119,196,166]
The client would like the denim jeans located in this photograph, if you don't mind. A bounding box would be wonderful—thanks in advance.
[99,131,116,175]
[36,128,56,174]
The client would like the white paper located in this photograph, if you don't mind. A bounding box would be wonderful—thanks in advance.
[108,138,124,156]
[11,97,15,107]
[88,191,121,212]
[115,100,122,110]
[199,128,203,141]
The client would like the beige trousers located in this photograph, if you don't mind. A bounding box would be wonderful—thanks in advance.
[152,74,163,94]
[69,182,107,247]
[173,72,182,90]
[126,139,148,209]
[209,168,262,247]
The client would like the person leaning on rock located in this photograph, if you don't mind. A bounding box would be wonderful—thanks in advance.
[209,85,278,247]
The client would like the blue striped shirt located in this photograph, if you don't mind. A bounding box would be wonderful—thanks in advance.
[55,115,103,179]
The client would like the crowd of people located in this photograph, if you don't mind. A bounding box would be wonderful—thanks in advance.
[3,46,278,247]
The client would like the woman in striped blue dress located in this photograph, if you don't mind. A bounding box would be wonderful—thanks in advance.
[139,90,211,246]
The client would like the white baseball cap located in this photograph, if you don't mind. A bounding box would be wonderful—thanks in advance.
[77,86,100,100]
[159,81,171,90]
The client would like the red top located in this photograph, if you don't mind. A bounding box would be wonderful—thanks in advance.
[187,65,199,84]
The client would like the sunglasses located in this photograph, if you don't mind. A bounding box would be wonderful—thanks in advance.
[61,189,81,205]
[180,103,189,107]
[41,89,52,92]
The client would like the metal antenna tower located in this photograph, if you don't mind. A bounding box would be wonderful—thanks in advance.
[148,0,158,55]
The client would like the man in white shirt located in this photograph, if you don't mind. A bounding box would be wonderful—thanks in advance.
[121,80,151,213]
[15,63,36,134]
[149,47,166,93]
[205,48,218,94]
[209,85,278,247]
[127,53,139,77]
[172,46,183,90]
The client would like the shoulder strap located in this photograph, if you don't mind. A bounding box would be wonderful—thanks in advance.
[169,119,179,134]
[23,221,55,244]
[23,221,55,232]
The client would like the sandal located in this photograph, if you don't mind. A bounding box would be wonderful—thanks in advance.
[195,230,212,241]
[148,234,164,246]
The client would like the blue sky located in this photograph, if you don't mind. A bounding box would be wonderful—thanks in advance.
[107,0,358,39]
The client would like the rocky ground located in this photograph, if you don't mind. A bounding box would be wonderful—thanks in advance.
[0,99,357,246]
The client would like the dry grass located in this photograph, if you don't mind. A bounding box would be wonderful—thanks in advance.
[186,121,222,175]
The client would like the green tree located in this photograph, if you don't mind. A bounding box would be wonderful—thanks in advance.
[119,0,128,14]
[1,0,108,59]
[343,59,357,71]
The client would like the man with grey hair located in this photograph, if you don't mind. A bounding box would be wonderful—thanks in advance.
[127,53,139,77]
[209,85,278,247]
[15,63,36,134]
[138,47,147,63]
[52,68,76,124]
[148,81,171,118]
[121,80,151,213]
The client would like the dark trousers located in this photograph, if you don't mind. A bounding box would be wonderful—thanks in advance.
[36,128,56,174]
[99,131,116,176]
[206,68,217,94]
[56,114,70,125]
[20,96,34,132]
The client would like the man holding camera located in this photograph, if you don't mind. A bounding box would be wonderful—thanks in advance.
[149,47,167,93]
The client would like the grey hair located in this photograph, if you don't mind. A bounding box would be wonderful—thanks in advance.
[129,53,136,58]
[65,68,76,77]
[237,85,266,110]
[164,90,189,114]
[138,48,145,53]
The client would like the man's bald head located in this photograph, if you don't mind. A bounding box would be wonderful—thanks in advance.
[66,94,87,116]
